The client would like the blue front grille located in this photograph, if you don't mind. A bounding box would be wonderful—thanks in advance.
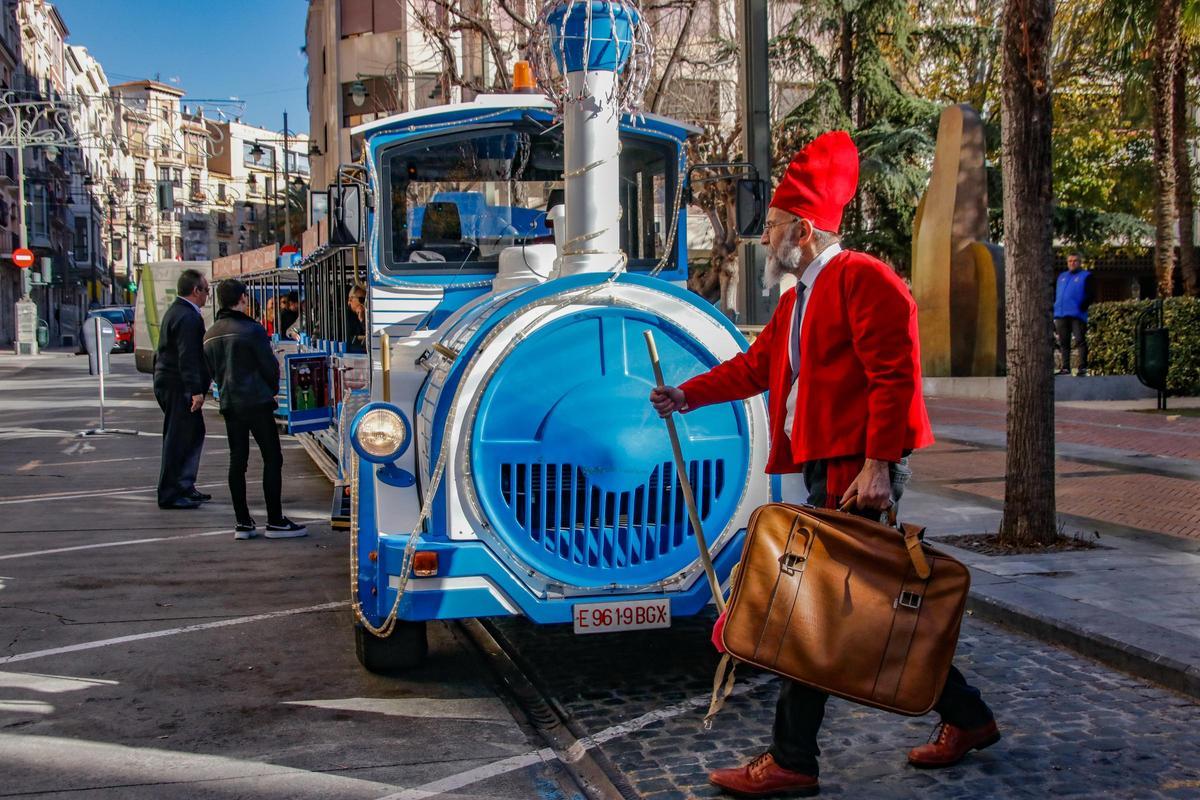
[469,307,750,587]
[498,460,727,569]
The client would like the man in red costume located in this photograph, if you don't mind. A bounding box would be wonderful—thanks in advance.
[651,131,999,797]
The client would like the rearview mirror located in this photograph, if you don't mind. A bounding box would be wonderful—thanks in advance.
[735,177,767,238]
[330,183,362,246]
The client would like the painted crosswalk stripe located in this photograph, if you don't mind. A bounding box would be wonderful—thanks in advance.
[0,601,347,665]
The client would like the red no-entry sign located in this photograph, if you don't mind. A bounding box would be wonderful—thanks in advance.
[12,248,34,269]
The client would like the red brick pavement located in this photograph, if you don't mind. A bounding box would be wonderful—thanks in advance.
[913,401,1200,540]
[926,397,1200,460]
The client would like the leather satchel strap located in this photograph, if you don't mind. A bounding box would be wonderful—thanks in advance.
[873,564,931,706]
[904,527,931,580]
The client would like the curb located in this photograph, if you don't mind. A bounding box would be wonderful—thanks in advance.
[965,590,1200,700]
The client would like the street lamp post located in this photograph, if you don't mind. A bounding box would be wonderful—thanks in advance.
[247,111,300,249]
[124,211,132,304]
[106,195,117,305]
[0,94,78,354]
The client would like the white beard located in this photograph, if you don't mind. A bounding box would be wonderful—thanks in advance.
[764,238,805,290]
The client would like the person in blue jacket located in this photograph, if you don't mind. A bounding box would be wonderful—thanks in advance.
[1054,252,1095,375]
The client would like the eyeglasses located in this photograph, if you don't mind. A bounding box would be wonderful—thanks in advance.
[762,218,793,233]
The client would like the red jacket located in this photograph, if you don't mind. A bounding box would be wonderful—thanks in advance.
[681,249,934,473]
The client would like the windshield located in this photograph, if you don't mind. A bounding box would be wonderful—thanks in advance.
[92,309,129,324]
[381,124,674,273]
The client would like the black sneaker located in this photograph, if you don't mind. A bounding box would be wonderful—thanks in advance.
[264,518,308,538]
[188,490,213,502]
[234,519,257,540]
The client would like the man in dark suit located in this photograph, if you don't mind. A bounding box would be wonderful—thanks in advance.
[155,268,211,509]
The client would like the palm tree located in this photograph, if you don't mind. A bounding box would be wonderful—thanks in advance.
[1149,0,1184,296]
[1101,0,1200,296]
[997,0,1056,546]
[1173,36,1199,296]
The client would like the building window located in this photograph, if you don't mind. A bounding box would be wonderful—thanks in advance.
[190,176,201,197]
[158,166,170,183]
[29,183,48,239]
[243,142,274,169]
[218,241,228,257]
[161,235,172,258]
[73,216,89,261]
[111,237,123,261]
[172,168,183,188]
[134,166,145,184]
[217,183,227,201]
[286,151,310,176]
[175,236,183,257]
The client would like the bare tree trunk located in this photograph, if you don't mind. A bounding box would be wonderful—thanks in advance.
[648,0,700,114]
[1150,0,1182,297]
[998,0,1056,547]
[1174,45,1198,297]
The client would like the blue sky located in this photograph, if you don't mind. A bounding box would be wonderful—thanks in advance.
[52,0,309,134]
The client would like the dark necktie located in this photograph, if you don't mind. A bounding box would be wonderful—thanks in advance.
[790,281,807,382]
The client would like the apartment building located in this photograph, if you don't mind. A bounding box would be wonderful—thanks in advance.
[204,118,311,258]
[305,0,464,191]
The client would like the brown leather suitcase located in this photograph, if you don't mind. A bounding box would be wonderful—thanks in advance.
[719,502,971,716]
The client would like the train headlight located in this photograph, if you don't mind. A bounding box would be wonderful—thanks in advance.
[351,403,411,463]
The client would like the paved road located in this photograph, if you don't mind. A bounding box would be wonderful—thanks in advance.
[4,354,1200,799]
[0,354,576,800]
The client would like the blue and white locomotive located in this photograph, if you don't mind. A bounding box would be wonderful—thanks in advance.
[302,0,771,668]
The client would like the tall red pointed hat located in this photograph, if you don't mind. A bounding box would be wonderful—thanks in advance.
[769,131,860,232]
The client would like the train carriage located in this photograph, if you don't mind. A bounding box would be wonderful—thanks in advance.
[234,2,773,669]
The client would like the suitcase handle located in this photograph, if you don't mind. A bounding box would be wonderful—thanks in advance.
[837,495,931,580]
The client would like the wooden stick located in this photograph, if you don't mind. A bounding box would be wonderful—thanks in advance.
[643,330,727,614]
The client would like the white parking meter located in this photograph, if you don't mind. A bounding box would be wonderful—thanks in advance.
[82,315,114,376]
[80,315,135,437]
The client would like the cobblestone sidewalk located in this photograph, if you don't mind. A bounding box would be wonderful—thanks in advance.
[492,615,1200,799]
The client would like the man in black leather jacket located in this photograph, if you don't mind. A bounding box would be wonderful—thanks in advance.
[154,269,211,509]
[203,279,306,539]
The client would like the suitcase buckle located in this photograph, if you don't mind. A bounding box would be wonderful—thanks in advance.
[897,590,922,609]
[779,553,807,576]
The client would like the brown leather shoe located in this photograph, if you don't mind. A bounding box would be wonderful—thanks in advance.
[709,752,819,797]
[907,720,1001,768]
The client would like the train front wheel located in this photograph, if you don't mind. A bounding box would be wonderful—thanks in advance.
[354,621,428,672]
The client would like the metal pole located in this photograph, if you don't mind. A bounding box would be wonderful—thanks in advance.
[282,111,290,247]
[15,104,26,256]
[125,215,132,303]
[736,0,772,325]
[95,316,106,432]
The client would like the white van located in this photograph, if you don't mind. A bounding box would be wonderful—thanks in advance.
[133,261,213,374]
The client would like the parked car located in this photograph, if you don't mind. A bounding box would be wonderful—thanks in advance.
[82,306,135,353]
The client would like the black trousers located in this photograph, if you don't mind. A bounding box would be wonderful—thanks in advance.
[768,459,994,776]
[1055,316,1087,372]
[223,406,283,525]
[154,377,205,506]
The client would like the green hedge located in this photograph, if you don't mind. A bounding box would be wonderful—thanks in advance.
[1088,297,1200,395]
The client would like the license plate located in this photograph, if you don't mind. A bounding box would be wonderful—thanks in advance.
[572,598,671,635]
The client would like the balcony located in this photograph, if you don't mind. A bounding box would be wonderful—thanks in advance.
[216,223,232,236]
[186,218,209,232]
[189,188,207,203]
[158,147,184,164]
[134,180,154,194]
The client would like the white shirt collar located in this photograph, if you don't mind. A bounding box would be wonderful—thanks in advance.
[181,296,202,316]
[798,242,842,290]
